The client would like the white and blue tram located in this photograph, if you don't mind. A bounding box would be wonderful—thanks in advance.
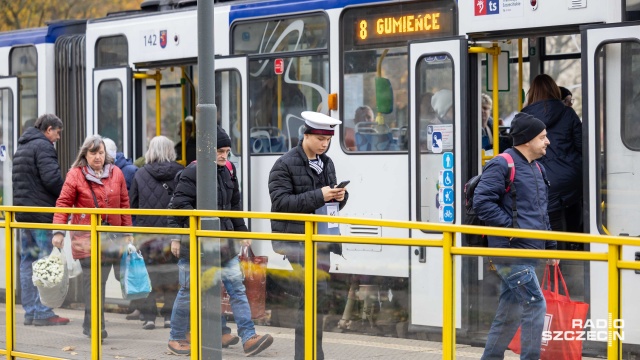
[1,0,639,356]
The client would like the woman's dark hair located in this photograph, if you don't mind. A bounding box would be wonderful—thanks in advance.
[526,74,562,105]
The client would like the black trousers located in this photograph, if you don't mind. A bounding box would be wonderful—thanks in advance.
[79,255,118,332]
[288,248,330,360]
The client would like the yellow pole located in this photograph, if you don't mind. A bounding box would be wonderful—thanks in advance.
[91,214,100,359]
[277,75,282,129]
[180,68,188,166]
[155,70,162,136]
[304,221,314,359]
[469,45,501,161]
[5,211,13,360]
[189,216,199,360]
[607,244,621,359]
[518,39,524,110]
[442,231,456,359]
[133,72,163,137]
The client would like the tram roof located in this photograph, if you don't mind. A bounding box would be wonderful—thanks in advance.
[228,0,390,22]
[0,20,86,48]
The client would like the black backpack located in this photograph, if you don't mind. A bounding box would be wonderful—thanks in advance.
[464,153,517,247]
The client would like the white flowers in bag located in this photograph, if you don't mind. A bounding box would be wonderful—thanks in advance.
[33,248,65,287]
[32,247,69,308]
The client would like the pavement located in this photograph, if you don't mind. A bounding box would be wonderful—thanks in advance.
[0,307,603,359]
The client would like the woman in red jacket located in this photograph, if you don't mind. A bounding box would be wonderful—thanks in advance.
[52,134,133,341]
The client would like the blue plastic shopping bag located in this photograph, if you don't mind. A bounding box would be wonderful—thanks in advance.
[120,245,151,300]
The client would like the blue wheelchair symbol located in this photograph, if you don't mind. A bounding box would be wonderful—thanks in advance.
[442,170,453,187]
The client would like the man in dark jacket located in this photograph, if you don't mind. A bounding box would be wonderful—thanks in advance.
[473,113,557,360]
[268,111,348,360]
[166,126,273,357]
[13,114,69,326]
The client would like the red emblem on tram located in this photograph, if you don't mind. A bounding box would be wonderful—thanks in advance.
[160,30,167,48]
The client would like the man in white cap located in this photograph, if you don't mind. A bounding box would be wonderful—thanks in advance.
[268,111,349,360]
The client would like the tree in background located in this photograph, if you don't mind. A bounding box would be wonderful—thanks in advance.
[0,0,143,31]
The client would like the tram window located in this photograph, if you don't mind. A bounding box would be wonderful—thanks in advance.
[0,88,15,207]
[544,35,581,56]
[97,80,124,151]
[341,47,407,152]
[596,41,640,238]
[621,42,640,151]
[145,67,185,146]
[9,45,37,133]
[247,54,329,154]
[416,54,454,224]
[96,36,128,68]
[231,14,328,55]
[216,69,243,156]
[480,41,530,128]
[543,58,582,118]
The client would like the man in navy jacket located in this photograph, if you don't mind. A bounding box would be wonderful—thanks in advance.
[473,113,557,360]
[13,114,70,326]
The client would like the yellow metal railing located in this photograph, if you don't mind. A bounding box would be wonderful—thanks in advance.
[1,206,637,359]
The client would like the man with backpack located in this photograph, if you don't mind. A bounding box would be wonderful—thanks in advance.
[473,113,558,360]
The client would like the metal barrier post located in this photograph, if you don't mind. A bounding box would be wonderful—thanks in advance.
[608,243,621,359]
[91,213,100,360]
[4,211,13,360]
[442,231,456,359]
[189,215,203,360]
[304,221,314,360]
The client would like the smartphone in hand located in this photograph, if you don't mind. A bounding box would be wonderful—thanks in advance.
[336,180,350,188]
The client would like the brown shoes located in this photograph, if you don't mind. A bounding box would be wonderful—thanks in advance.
[243,334,273,356]
[167,340,190,356]
[222,333,240,348]
[169,333,272,356]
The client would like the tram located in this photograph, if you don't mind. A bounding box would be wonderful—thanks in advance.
[1,0,640,357]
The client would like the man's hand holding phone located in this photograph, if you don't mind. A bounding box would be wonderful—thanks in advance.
[322,180,348,202]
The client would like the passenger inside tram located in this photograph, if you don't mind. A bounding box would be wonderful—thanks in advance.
[430,89,454,124]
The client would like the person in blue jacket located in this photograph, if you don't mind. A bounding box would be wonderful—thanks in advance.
[103,137,138,191]
[473,112,558,360]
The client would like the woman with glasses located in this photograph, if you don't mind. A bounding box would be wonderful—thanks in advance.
[521,74,583,238]
[560,86,574,107]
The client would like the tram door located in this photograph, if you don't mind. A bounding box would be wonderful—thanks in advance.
[408,37,468,330]
[92,67,133,157]
[583,23,640,345]
[214,56,249,214]
[0,77,18,290]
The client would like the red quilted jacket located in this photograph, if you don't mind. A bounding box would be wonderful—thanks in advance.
[53,165,133,259]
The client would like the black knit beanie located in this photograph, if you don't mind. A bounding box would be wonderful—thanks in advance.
[510,113,546,146]
[217,125,231,148]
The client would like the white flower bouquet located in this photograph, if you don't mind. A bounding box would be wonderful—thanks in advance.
[32,247,69,308]
[32,253,65,288]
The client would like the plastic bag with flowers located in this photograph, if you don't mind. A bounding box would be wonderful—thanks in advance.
[32,247,69,308]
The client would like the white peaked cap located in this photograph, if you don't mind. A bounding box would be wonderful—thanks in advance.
[301,111,342,135]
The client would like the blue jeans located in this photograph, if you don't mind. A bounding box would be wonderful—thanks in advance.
[170,256,256,344]
[19,229,56,321]
[481,263,546,360]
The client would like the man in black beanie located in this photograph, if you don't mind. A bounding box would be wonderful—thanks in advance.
[167,125,273,356]
[473,112,557,360]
